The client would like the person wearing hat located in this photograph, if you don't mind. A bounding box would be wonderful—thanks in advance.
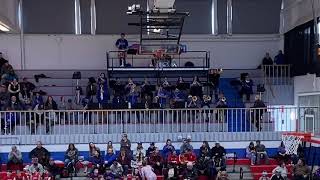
[146,142,156,157]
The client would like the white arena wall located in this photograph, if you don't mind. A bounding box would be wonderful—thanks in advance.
[0,34,282,70]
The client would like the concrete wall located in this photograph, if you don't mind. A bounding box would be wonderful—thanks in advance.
[0,34,282,70]
[293,73,320,105]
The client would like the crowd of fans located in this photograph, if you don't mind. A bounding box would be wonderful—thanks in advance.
[3,136,319,180]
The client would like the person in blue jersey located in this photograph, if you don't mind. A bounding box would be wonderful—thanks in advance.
[126,84,140,122]
[162,139,175,161]
[115,33,129,67]
[96,73,109,108]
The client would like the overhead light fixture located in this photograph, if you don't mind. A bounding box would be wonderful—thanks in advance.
[0,22,10,32]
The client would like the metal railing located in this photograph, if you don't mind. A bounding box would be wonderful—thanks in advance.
[262,65,291,85]
[1,106,318,136]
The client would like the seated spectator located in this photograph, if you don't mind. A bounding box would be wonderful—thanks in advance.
[255,140,269,165]
[239,74,253,102]
[196,153,211,176]
[8,78,20,98]
[146,142,156,157]
[64,143,78,168]
[7,145,23,171]
[89,142,100,157]
[171,88,186,107]
[277,141,289,163]
[272,162,288,180]
[182,162,198,180]
[246,142,256,165]
[44,96,58,110]
[251,95,266,131]
[180,137,193,154]
[199,141,211,158]
[89,167,102,180]
[180,148,197,165]
[117,149,131,176]
[112,95,126,109]
[168,150,180,166]
[29,141,50,167]
[47,158,61,179]
[127,84,139,109]
[148,148,163,175]
[259,171,271,180]
[120,134,131,154]
[140,160,157,180]
[104,147,117,167]
[133,142,146,160]
[26,157,45,175]
[293,158,310,180]
[271,169,285,180]
[19,84,32,109]
[7,95,23,110]
[110,160,124,178]
[20,77,35,93]
[216,170,229,180]
[32,92,44,110]
[104,167,115,180]
[89,150,104,171]
[274,50,285,65]
[211,141,226,166]
[162,139,175,160]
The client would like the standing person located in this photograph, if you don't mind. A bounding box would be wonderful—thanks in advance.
[274,50,285,65]
[44,96,58,134]
[115,33,129,67]
[120,134,131,154]
[29,141,51,167]
[251,95,266,131]
[97,73,109,108]
[209,68,222,101]
[86,77,97,103]
[0,52,8,69]
[7,145,23,171]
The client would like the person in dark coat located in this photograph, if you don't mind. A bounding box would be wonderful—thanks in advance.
[29,141,51,167]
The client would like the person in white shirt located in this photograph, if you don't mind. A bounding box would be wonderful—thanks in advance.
[272,162,288,179]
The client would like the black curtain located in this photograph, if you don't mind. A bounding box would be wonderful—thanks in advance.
[284,19,320,76]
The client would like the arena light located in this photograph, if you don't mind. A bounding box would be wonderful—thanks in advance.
[0,22,10,32]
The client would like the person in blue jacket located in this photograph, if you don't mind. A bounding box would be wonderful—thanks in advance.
[104,147,117,168]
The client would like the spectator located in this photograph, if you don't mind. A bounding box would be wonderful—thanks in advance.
[196,152,211,176]
[97,73,109,107]
[171,88,186,107]
[167,150,180,166]
[20,77,35,93]
[262,53,273,65]
[104,167,115,180]
[140,160,157,180]
[0,52,8,69]
[106,141,115,152]
[272,162,288,180]
[251,95,266,131]
[127,84,139,109]
[156,86,168,108]
[117,149,131,176]
[182,162,198,180]
[86,77,97,103]
[8,78,20,98]
[89,167,102,180]
[190,76,202,97]
[199,141,211,158]
[1,62,17,84]
[7,145,23,171]
[19,84,32,109]
[104,147,117,167]
[146,142,156,157]
[216,170,230,180]
[162,139,175,160]
[64,143,78,168]
[32,92,44,110]
[0,85,9,110]
[26,157,45,175]
[180,148,197,165]
[211,141,226,161]
[115,33,129,67]
[259,171,271,180]
[44,96,58,133]
[89,150,104,171]
[120,134,131,154]
[176,76,185,90]
[112,95,126,109]
[270,169,285,180]
[58,96,67,110]
[148,148,163,175]
[44,96,58,110]
[89,142,100,157]
[293,158,310,180]
[274,50,285,65]
[209,68,222,101]
[29,141,50,167]
[255,140,269,165]
[277,141,289,163]
[246,142,256,165]
[180,138,193,154]
[46,158,61,179]
[239,74,253,102]
[7,95,22,110]
[110,160,124,178]
[133,142,146,161]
